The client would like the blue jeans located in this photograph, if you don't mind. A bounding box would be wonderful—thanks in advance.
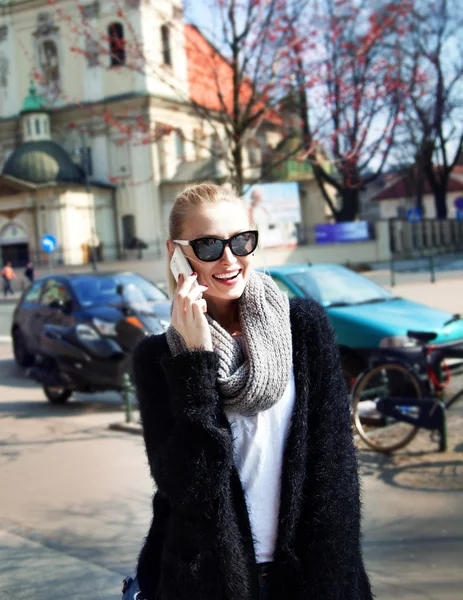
[257,562,273,600]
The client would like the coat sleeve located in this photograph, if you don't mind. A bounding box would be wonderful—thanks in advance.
[304,301,373,599]
[133,335,234,514]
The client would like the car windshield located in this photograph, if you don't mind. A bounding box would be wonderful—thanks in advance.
[71,274,167,308]
[287,267,396,307]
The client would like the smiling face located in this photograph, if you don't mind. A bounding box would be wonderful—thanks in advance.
[168,200,254,306]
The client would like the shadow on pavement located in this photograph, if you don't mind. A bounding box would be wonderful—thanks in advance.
[0,358,39,389]
[359,451,463,493]
[0,357,129,419]
[0,397,126,420]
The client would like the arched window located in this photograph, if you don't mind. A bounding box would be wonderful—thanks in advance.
[161,25,172,66]
[108,22,126,66]
[40,40,60,85]
[35,119,41,135]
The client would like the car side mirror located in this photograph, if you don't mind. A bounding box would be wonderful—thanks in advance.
[49,299,64,310]
[49,299,72,313]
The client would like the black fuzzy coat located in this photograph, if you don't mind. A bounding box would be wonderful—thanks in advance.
[133,298,373,600]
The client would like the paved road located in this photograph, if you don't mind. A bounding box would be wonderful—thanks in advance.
[0,302,15,339]
[1,343,462,599]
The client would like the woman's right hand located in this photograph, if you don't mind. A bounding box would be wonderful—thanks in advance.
[171,273,213,352]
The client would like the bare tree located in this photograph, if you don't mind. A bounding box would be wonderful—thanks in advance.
[44,0,297,193]
[283,0,414,221]
[398,0,463,218]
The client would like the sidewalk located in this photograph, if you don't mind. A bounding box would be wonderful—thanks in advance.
[0,292,21,305]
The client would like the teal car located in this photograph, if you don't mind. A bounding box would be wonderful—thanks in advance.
[264,264,463,380]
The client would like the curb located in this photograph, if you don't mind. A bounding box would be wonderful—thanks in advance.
[108,421,143,435]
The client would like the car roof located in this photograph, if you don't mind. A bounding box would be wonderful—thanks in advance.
[35,271,139,283]
[261,263,343,275]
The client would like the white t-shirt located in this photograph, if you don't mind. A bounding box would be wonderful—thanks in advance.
[225,366,296,563]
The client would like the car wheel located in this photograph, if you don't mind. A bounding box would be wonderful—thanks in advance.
[43,386,72,405]
[13,329,35,367]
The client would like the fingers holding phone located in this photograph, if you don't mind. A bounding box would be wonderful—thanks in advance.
[172,273,212,351]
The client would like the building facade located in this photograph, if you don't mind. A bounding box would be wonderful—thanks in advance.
[0,0,280,266]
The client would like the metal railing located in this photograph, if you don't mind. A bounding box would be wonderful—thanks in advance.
[389,219,463,257]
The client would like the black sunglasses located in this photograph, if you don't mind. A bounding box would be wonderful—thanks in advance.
[174,230,259,262]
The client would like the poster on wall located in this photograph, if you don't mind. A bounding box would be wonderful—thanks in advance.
[243,182,301,248]
[314,221,372,244]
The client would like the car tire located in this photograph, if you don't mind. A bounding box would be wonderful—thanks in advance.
[13,328,35,368]
[43,386,72,405]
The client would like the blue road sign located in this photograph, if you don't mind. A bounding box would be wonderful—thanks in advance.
[407,208,422,223]
[454,196,463,210]
[41,234,57,253]
[456,208,463,221]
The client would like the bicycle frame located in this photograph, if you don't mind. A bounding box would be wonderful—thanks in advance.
[355,339,463,452]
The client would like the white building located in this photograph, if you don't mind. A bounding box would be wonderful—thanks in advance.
[0,0,278,266]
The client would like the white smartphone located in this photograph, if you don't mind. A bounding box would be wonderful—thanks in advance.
[170,245,195,283]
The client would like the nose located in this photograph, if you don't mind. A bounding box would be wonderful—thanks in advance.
[221,244,237,264]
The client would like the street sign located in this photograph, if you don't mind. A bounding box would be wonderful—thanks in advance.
[456,208,463,221]
[454,196,463,210]
[41,234,57,253]
[407,208,422,223]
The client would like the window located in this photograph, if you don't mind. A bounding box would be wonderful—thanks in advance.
[43,120,49,135]
[85,34,100,67]
[71,273,166,307]
[35,119,41,135]
[81,146,93,176]
[122,214,136,248]
[271,276,298,299]
[161,25,172,66]
[24,282,43,303]
[40,40,60,85]
[108,22,125,66]
[40,279,72,306]
[175,129,185,160]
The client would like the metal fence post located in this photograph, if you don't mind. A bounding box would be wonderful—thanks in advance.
[429,255,436,283]
[123,373,133,423]
[390,257,395,287]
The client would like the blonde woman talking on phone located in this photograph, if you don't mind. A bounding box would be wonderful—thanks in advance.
[129,183,372,600]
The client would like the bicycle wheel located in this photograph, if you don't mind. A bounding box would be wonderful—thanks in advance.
[446,387,463,410]
[352,362,423,452]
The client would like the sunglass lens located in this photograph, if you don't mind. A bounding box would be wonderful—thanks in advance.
[194,238,224,261]
[231,232,257,256]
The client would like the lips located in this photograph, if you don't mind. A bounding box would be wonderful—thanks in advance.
[212,269,241,281]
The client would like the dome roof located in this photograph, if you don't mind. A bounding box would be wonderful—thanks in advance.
[2,140,85,185]
[21,81,48,114]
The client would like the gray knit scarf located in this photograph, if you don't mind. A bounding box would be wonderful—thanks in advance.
[166,270,292,416]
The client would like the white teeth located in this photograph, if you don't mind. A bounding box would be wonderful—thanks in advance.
[213,271,240,280]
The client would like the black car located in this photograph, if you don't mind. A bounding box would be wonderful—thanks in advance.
[11,272,171,400]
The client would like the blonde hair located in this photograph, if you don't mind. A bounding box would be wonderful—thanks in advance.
[167,182,249,297]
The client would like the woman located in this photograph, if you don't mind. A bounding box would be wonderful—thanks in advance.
[130,183,372,600]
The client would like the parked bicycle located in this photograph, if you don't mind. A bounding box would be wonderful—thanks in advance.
[352,315,463,453]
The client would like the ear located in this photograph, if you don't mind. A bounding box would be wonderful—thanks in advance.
[166,240,175,260]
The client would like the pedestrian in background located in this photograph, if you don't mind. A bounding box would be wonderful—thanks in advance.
[24,261,35,284]
[1,262,16,297]
[128,183,372,600]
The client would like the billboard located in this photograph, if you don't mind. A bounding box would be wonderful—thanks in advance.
[315,221,372,244]
[243,182,301,248]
